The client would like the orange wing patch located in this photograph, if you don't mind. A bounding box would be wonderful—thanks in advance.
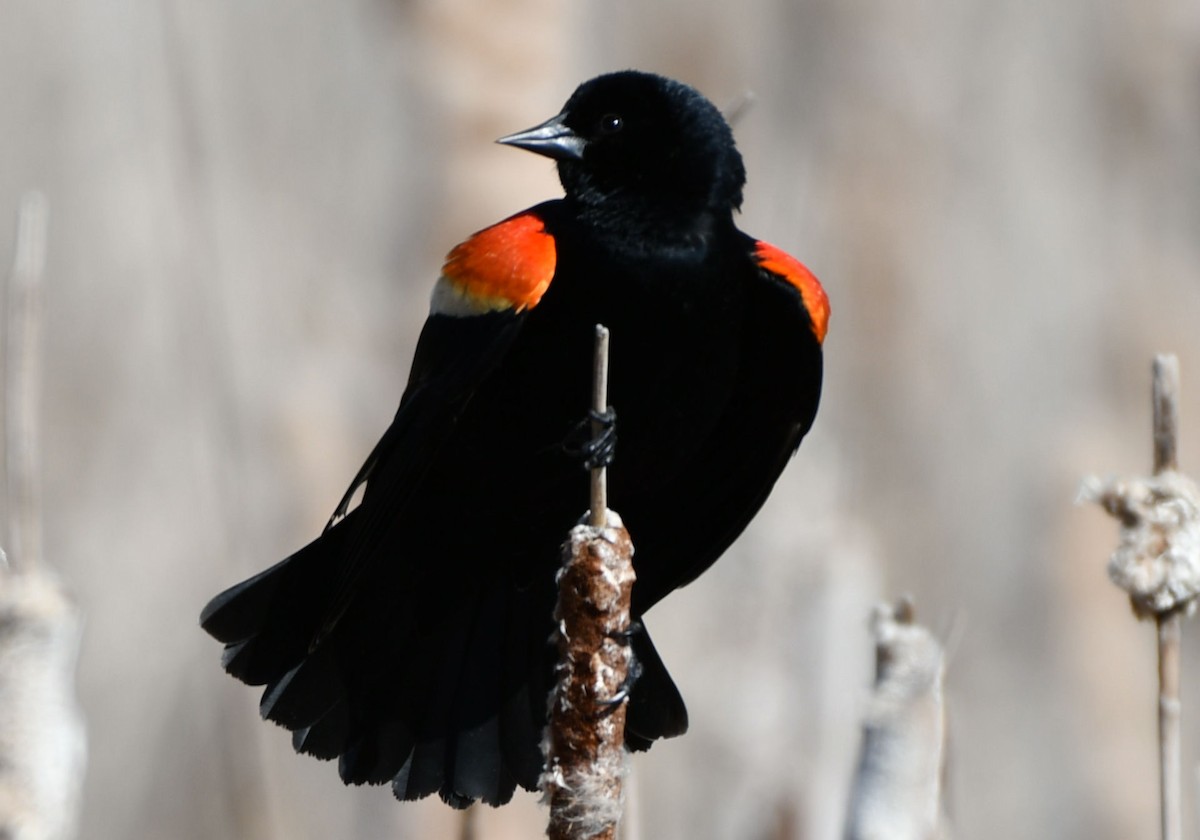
[754,241,829,344]
[432,211,557,316]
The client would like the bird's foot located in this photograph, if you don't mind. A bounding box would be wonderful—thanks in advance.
[596,620,641,709]
[562,407,617,470]
[597,655,642,710]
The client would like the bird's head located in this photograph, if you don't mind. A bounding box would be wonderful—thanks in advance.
[498,71,746,223]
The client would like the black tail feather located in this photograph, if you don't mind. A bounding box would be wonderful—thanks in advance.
[391,735,447,802]
[202,519,688,807]
[337,716,417,786]
[260,643,344,729]
[498,589,549,794]
[292,699,350,760]
[625,622,689,752]
[201,511,358,686]
[447,587,517,806]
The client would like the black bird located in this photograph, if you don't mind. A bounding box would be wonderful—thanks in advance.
[201,70,828,808]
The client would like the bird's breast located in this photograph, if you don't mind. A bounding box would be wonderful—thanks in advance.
[528,241,749,491]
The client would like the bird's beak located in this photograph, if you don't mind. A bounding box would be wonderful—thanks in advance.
[496,113,586,161]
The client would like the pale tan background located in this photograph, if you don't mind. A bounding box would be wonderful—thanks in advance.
[3,0,1200,837]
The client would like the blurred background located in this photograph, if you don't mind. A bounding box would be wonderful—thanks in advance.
[2,0,1200,837]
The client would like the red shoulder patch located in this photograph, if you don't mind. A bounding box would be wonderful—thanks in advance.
[754,241,829,344]
[432,211,557,316]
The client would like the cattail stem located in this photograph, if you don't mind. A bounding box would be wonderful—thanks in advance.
[544,324,633,840]
[589,325,610,528]
[1157,612,1182,840]
[1152,354,1182,840]
[1153,355,1179,474]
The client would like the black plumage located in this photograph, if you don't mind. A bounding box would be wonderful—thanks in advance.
[201,70,827,808]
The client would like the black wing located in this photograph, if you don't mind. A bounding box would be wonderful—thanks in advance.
[200,309,528,672]
[201,206,565,807]
[626,237,826,612]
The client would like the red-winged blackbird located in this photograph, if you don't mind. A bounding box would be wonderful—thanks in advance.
[201,70,828,809]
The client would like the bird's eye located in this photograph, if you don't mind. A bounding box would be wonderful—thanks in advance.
[599,113,624,135]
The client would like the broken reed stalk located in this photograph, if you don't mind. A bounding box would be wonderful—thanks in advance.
[543,324,634,840]
[0,193,87,840]
[844,598,948,840]
[4,191,47,571]
[1082,354,1196,840]
[458,804,477,840]
[722,91,756,128]
[1151,355,1182,840]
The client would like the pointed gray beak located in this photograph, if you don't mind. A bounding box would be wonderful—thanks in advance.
[496,113,586,161]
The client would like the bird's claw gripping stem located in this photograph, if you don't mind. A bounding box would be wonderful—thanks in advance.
[597,650,642,710]
[563,407,617,470]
